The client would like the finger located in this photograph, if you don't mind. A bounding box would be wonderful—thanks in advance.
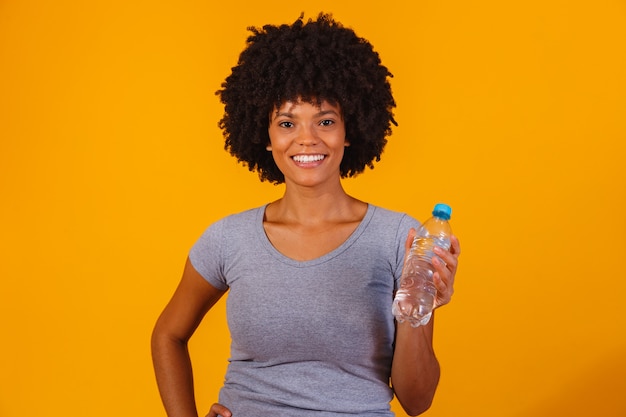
[432,268,446,290]
[404,228,416,252]
[433,271,453,306]
[434,246,457,272]
[450,235,461,256]
[206,403,232,417]
[432,255,451,282]
[432,255,455,298]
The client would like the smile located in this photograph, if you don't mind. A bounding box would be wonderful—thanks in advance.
[292,154,326,163]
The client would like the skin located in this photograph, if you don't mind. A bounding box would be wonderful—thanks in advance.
[151,99,460,417]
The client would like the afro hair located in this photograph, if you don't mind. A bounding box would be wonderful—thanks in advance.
[216,12,397,184]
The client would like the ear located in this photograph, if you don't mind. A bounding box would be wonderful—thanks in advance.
[344,139,350,147]
[266,145,272,151]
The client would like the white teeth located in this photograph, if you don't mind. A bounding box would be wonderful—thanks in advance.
[292,154,325,163]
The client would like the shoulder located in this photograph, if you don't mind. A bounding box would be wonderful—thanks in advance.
[191,205,265,250]
[204,205,265,231]
[356,204,420,252]
[368,204,420,230]
[188,205,266,289]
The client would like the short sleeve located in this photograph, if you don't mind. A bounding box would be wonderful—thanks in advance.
[188,219,229,291]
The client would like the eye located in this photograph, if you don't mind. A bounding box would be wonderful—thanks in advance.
[278,121,294,128]
[319,119,334,127]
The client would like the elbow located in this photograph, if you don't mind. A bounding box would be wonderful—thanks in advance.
[150,321,167,352]
[150,319,188,357]
[394,374,439,416]
[401,396,435,417]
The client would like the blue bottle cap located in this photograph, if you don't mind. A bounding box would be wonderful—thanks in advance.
[432,203,452,220]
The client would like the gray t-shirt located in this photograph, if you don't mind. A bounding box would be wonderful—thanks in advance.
[189,204,419,416]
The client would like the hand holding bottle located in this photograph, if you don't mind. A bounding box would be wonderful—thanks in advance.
[393,204,461,326]
[401,229,460,309]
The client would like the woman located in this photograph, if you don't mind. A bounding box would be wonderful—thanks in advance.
[151,13,460,417]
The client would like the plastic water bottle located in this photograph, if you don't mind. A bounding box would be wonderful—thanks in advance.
[392,203,452,327]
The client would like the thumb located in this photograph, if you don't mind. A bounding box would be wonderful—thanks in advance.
[405,228,417,252]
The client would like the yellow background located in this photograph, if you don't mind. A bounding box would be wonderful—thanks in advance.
[1,1,625,416]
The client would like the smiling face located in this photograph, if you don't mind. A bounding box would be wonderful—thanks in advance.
[267,99,349,189]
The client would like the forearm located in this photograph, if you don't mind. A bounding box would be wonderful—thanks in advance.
[391,316,440,416]
[151,333,199,417]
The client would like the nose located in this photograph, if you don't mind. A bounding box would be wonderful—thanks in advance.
[297,125,318,146]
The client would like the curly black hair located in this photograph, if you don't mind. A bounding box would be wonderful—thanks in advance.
[216,12,397,184]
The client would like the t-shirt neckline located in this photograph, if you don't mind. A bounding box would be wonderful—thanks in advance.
[256,203,375,267]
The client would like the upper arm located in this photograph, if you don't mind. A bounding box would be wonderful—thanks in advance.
[153,257,227,343]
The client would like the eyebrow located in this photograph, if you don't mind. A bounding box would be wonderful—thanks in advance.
[272,109,340,119]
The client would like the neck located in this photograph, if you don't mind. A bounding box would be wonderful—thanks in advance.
[268,182,363,225]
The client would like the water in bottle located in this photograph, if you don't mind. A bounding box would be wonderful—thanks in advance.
[392,203,452,327]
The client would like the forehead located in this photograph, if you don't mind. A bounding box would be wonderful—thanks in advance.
[272,98,342,115]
